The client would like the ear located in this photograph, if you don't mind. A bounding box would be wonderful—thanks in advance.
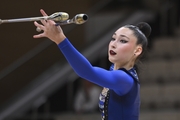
[134,45,142,56]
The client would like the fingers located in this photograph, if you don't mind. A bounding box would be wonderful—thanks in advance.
[40,9,48,16]
[34,21,45,31]
[39,9,48,25]
[33,9,49,39]
[40,19,47,26]
[40,9,55,25]
[33,33,44,38]
[33,21,45,38]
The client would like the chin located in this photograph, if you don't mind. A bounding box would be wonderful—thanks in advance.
[108,57,115,64]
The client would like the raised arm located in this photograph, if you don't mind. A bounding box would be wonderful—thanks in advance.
[33,9,134,96]
[58,38,134,95]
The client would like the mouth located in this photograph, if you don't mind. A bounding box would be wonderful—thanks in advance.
[109,50,116,55]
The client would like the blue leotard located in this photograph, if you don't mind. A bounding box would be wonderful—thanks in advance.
[58,38,140,120]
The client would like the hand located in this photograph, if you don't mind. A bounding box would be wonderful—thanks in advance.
[33,9,66,44]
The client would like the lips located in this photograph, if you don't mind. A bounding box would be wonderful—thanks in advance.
[110,50,116,55]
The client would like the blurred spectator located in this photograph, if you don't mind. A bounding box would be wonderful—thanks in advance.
[74,79,101,114]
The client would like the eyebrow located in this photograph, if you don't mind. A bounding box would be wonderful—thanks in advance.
[120,35,130,40]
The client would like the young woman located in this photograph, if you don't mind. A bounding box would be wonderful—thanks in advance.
[33,9,151,120]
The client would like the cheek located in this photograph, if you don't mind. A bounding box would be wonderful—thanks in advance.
[117,45,135,58]
[119,45,133,53]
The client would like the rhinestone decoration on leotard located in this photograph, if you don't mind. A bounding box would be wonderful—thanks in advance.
[99,87,110,120]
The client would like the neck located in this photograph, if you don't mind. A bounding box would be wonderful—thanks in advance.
[113,61,134,70]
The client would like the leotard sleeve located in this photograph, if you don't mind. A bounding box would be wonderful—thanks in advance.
[58,38,134,96]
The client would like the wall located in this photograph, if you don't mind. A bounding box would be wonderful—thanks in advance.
[0,0,99,106]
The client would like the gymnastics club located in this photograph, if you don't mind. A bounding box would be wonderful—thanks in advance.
[36,13,88,32]
[0,12,69,24]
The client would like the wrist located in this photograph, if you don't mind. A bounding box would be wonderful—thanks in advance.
[54,34,66,45]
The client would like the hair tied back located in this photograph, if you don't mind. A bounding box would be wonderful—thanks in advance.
[136,22,151,38]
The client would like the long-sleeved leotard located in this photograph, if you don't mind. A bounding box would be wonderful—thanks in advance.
[58,38,134,96]
[58,38,140,120]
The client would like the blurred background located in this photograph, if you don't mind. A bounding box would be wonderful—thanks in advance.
[0,0,180,120]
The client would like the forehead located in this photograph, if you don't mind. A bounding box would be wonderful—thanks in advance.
[114,27,134,37]
[114,27,137,40]
[115,27,134,36]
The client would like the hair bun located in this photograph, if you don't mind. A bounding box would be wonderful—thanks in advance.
[136,22,151,38]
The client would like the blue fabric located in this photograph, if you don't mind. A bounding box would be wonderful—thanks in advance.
[58,38,140,120]
[108,66,140,120]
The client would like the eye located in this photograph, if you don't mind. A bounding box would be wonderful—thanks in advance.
[111,37,115,41]
[120,39,128,43]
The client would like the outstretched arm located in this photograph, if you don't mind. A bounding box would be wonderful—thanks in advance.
[58,38,134,95]
[33,9,134,96]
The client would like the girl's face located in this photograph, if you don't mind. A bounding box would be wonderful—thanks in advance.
[108,27,142,70]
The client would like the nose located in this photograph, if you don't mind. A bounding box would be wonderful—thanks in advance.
[110,40,116,48]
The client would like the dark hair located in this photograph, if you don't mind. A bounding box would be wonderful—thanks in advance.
[123,22,151,61]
